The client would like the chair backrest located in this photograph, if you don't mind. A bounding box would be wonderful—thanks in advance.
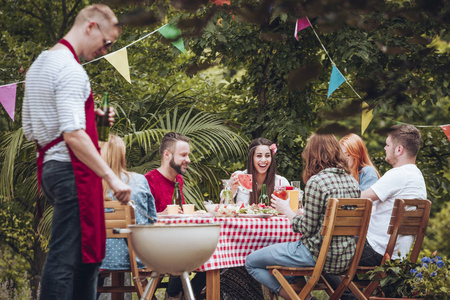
[313,198,373,280]
[103,200,146,296]
[104,200,140,267]
[385,198,431,263]
[104,200,136,238]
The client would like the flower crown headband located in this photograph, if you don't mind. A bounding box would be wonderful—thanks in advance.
[249,143,277,155]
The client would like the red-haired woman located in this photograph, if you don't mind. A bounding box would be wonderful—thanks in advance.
[245,134,360,299]
[339,133,380,191]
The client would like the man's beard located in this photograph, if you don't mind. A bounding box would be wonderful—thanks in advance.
[170,157,186,175]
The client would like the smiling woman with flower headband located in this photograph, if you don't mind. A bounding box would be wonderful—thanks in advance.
[231,137,289,205]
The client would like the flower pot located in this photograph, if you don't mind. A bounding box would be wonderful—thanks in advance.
[370,297,424,300]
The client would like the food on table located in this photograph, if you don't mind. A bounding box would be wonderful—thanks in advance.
[238,174,253,192]
[193,210,207,215]
[238,203,279,216]
[206,204,239,217]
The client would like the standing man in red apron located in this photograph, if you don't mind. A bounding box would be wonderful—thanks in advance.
[22,4,131,300]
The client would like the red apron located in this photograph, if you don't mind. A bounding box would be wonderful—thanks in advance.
[36,39,105,263]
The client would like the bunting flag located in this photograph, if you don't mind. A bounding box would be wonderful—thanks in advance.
[327,65,345,98]
[210,0,230,5]
[104,48,131,83]
[0,83,17,121]
[158,24,185,54]
[441,125,450,142]
[361,101,374,135]
[294,18,311,41]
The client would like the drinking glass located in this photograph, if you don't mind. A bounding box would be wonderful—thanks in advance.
[220,179,234,204]
[291,181,304,209]
[273,186,288,200]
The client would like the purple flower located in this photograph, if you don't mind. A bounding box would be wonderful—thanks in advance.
[410,269,418,276]
[436,256,442,260]
[421,257,431,264]
[431,258,437,263]
[430,271,437,277]
[436,260,445,268]
[422,263,429,268]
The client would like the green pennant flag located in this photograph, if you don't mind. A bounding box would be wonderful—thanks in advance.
[158,24,185,54]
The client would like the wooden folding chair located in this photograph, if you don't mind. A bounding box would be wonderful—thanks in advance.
[267,198,372,300]
[97,200,153,300]
[350,198,432,299]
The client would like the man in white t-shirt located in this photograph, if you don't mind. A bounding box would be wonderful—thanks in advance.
[361,124,426,262]
[328,124,427,300]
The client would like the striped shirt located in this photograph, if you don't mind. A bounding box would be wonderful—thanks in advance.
[292,167,361,274]
[23,49,90,162]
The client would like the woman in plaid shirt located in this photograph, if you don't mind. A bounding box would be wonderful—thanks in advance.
[245,134,360,299]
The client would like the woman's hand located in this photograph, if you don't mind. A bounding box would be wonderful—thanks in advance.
[271,194,296,221]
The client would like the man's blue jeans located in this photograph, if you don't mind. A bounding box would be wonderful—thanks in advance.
[245,240,316,294]
[40,160,100,300]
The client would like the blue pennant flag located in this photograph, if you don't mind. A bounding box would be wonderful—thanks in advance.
[327,65,345,98]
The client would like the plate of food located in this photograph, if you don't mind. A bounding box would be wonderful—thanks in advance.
[238,203,279,217]
[238,213,273,218]
[158,214,192,219]
[205,204,239,217]
[192,210,214,218]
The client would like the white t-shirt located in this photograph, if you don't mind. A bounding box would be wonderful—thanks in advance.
[367,164,426,259]
[233,170,290,205]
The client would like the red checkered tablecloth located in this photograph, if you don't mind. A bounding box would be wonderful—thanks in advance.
[158,216,301,272]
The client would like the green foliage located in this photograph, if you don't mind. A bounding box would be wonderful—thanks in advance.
[423,202,450,258]
[0,197,35,258]
[408,255,450,299]
[368,257,418,297]
[368,253,450,299]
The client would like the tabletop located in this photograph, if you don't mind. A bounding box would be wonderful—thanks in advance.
[157,216,302,271]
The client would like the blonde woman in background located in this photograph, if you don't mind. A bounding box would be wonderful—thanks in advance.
[98,135,156,273]
[339,133,380,191]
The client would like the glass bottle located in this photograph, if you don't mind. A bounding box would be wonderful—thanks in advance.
[96,92,110,142]
[172,182,182,207]
[258,184,270,206]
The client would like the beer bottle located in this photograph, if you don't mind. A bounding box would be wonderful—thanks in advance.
[258,184,270,206]
[172,182,182,207]
[96,92,110,142]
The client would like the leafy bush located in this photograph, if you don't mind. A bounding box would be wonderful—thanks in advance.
[368,252,450,299]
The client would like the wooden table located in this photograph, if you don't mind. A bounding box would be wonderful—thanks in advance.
[159,215,301,299]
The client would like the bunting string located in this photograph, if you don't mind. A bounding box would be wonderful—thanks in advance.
[0,16,449,140]
[83,23,168,65]
[305,17,362,99]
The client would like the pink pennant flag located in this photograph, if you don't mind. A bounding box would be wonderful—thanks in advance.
[441,125,450,142]
[295,17,311,41]
[0,83,17,121]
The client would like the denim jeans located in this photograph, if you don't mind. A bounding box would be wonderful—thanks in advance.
[324,237,383,300]
[245,240,316,294]
[40,160,100,300]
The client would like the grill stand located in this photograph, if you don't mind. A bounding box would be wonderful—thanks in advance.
[141,271,195,300]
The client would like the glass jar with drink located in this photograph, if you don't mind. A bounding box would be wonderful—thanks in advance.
[220,179,234,204]
[273,181,288,201]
